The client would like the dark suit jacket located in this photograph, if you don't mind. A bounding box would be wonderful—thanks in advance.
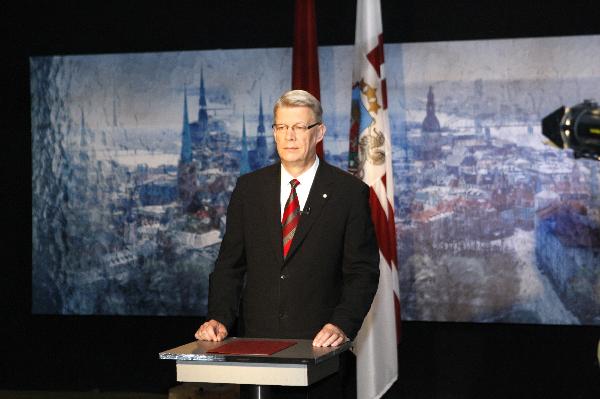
[207,160,380,340]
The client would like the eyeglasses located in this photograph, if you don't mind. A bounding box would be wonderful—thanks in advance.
[272,122,321,135]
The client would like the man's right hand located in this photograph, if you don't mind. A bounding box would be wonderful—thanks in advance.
[195,319,228,341]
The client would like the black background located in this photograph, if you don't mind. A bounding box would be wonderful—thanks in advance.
[2,0,599,397]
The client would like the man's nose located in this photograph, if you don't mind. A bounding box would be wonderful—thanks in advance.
[284,127,296,140]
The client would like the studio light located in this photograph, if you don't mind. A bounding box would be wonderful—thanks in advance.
[542,99,600,161]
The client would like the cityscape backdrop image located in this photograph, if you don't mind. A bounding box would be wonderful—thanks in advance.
[31,35,600,325]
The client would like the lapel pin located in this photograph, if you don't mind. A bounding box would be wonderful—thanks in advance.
[322,193,328,198]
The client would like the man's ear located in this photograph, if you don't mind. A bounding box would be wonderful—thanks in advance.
[316,124,326,143]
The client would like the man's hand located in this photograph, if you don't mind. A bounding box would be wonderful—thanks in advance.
[312,323,347,347]
[195,319,228,342]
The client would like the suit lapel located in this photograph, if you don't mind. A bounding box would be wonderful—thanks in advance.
[262,164,284,264]
[284,161,334,262]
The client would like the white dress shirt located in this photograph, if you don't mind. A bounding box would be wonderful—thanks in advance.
[280,157,320,220]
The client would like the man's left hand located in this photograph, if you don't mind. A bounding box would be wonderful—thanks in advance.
[312,323,347,347]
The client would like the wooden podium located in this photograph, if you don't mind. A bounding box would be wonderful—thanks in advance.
[160,337,351,399]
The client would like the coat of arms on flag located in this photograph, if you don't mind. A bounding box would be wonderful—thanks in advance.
[349,0,401,398]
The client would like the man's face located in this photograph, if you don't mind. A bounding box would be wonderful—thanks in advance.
[273,106,325,171]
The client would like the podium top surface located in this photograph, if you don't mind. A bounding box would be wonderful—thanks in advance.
[159,337,352,365]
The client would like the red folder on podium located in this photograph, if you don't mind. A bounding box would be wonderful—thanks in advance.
[206,340,297,356]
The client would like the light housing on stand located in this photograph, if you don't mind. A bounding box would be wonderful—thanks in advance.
[542,100,600,161]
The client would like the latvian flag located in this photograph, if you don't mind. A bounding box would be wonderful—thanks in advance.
[348,0,401,398]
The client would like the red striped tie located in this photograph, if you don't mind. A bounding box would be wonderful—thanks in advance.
[282,179,301,258]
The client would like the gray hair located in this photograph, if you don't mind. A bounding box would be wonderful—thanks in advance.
[273,90,323,123]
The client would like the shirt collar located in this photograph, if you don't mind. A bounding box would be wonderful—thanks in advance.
[281,156,320,187]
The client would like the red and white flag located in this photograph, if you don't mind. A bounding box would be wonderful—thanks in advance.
[348,0,401,398]
[292,0,323,158]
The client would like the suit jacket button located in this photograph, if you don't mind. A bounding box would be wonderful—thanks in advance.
[280,274,286,280]
[279,312,286,319]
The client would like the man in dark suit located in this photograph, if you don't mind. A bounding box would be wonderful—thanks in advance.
[195,90,379,397]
